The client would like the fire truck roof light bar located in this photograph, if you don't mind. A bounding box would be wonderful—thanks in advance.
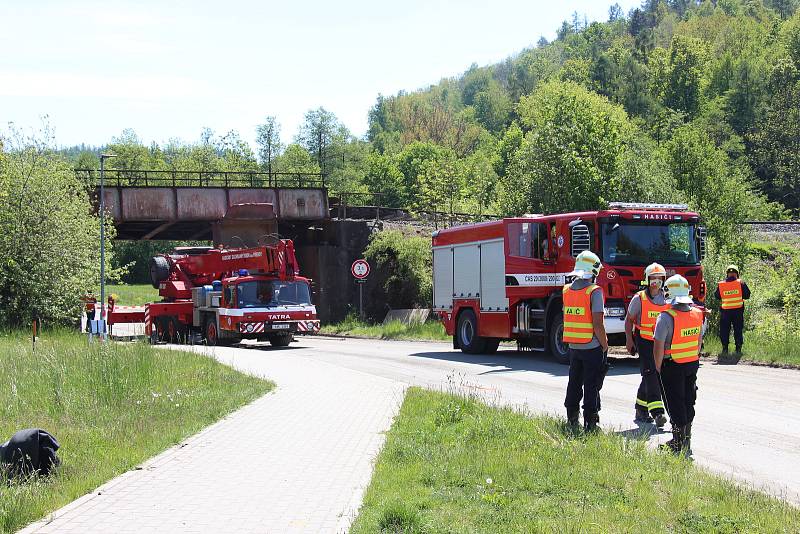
[608,202,689,212]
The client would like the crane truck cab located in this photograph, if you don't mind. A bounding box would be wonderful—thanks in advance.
[432,202,707,363]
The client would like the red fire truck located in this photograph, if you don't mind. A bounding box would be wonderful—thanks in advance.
[109,239,320,346]
[432,203,707,362]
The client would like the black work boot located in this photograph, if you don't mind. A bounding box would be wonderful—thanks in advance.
[635,405,653,424]
[735,345,743,357]
[584,411,600,433]
[653,412,668,429]
[661,425,691,455]
[566,408,580,427]
[721,346,729,357]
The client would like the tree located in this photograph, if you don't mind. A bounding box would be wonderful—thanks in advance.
[395,142,453,208]
[218,130,258,172]
[255,116,283,174]
[416,157,465,216]
[501,81,641,214]
[749,59,800,213]
[664,35,709,118]
[665,124,777,249]
[362,153,404,207]
[767,0,798,19]
[472,82,512,133]
[609,3,624,22]
[295,107,345,176]
[0,125,118,326]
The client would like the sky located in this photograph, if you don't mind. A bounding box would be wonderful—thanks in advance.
[0,0,642,151]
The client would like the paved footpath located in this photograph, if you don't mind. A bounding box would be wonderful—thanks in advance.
[21,344,407,534]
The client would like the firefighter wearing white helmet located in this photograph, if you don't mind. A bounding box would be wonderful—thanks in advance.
[625,263,669,428]
[654,274,704,454]
[563,250,608,432]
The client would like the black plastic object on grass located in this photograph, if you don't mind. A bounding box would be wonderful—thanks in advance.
[0,428,61,479]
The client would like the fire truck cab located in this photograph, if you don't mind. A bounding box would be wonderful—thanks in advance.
[432,203,706,362]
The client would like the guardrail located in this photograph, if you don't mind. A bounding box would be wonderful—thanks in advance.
[76,169,325,188]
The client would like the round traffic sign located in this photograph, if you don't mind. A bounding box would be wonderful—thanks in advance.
[351,259,370,279]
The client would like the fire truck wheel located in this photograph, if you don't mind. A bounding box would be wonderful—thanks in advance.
[268,333,293,347]
[204,318,219,346]
[149,256,170,289]
[457,310,487,354]
[548,315,570,365]
[166,317,184,344]
[153,318,167,344]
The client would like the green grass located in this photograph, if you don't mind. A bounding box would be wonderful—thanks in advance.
[0,330,273,533]
[352,388,800,533]
[106,283,159,306]
[703,331,800,367]
[320,317,450,342]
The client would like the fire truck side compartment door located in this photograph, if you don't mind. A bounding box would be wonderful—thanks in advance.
[433,247,454,310]
[453,245,480,299]
[480,240,508,311]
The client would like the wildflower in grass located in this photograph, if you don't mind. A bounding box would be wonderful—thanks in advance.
[486,478,493,485]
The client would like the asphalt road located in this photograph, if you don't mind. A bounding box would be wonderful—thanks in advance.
[215,335,800,506]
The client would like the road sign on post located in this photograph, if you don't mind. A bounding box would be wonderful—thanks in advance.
[351,259,370,319]
[351,259,370,279]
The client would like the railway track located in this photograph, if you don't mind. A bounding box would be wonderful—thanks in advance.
[743,221,800,235]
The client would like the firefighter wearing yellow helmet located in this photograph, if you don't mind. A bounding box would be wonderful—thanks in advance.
[654,274,704,454]
[715,264,750,357]
[563,250,608,432]
[625,263,669,428]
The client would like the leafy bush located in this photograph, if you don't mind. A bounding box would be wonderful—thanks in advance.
[0,127,118,327]
[364,230,432,309]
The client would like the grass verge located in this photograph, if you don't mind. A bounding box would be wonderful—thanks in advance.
[106,283,159,306]
[352,388,800,533]
[321,317,450,342]
[703,332,800,367]
[0,330,273,533]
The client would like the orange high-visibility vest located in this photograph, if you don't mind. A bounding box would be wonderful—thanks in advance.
[718,280,744,310]
[562,284,600,344]
[636,290,669,342]
[664,308,703,363]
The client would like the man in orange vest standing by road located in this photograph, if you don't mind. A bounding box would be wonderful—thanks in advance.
[715,264,750,357]
[625,263,669,429]
[654,275,704,454]
[563,250,608,432]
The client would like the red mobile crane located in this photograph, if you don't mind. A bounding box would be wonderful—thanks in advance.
[109,239,320,346]
[432,203,707,362]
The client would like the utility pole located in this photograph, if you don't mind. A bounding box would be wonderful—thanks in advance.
[99,153,117,339]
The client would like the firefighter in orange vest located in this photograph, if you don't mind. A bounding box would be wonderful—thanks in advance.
[654,275,704,454]
[625,263,669,428]
[563,250,608,432]
[715,264,750,356]
[80,290,97,333]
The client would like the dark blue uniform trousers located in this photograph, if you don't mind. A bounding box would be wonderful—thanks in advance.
[564,345,604,414]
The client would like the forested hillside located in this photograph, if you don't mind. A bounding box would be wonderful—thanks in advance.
[66,0,800,252]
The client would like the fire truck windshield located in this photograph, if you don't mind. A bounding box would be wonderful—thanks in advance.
[600,221,700,267]
[237,281,311,308]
